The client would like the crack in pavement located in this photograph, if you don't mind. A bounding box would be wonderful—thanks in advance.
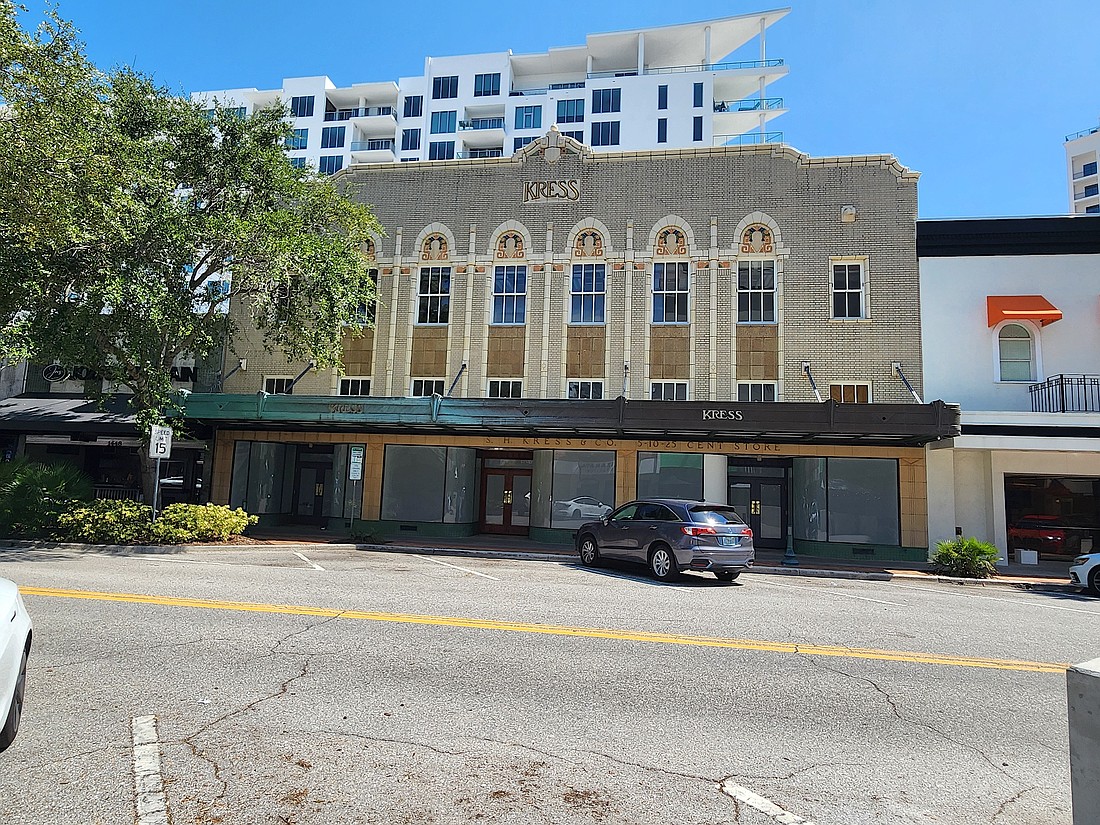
[44,637,207,670]
[317,729,467,757]
[800,652,1021,784]
[25,743,122,771]
[734,762,861,783]
[990,785,1038,824]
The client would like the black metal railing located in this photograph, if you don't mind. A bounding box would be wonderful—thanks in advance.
[1030,374,1100,412]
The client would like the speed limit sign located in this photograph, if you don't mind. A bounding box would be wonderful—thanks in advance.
[149,425,173,459]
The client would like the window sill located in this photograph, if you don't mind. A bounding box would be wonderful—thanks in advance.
[828,318,872,323]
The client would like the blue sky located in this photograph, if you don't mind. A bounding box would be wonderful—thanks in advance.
[24,0,1100,218]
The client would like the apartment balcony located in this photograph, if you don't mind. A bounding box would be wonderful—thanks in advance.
[456,148,504,160]
[459,118,506,147]
[347,107,398,138]
[713,131,783,147]
[1066,125,1100,142]
[1073,184,1099,201]
[1030,375,1100,413]
[325,106,394,122]
[712,97,785,134]
[350,139,396,163]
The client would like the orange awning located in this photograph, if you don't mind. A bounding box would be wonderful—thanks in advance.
[986,295,1063,327]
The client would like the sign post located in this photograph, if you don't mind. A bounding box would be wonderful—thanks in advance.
[149,425,173,517]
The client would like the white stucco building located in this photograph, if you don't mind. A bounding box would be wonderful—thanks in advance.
[192,11,789,172]
[919,216,1100,564]
[1066,121,1100,215]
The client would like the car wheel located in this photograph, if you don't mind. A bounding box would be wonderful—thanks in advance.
[0,648,27,752]
[578,535,600,567]
[1089,567,1100,597]
[571,509,581,519]
[649,544,679,582]
[715,571,740,582]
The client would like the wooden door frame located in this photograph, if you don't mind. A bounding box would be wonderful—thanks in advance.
[479,467,532,535]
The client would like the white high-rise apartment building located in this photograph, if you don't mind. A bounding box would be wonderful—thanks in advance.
[193,10,788,173]
[1065,119,1100,214]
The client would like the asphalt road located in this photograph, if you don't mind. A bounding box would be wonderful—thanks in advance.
[0,544,1096,825]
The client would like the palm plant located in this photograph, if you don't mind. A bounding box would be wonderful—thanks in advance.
[0,459,93,537]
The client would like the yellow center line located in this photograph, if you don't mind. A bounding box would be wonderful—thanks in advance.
[22,586,1067,674]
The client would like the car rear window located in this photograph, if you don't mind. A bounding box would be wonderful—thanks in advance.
[689,507,746,525]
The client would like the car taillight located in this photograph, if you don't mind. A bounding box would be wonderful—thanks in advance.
[740,527,753,537]
[682,526,718,536]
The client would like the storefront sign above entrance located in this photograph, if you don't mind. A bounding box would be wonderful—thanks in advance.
[702,409,744,421]
[522,180,580,203]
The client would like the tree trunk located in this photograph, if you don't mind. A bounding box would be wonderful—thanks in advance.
[137,445,158,511]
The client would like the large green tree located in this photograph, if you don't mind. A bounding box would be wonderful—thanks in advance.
[0,4,380,500]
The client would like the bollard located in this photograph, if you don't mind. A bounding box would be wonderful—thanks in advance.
[1067,656,1100,824]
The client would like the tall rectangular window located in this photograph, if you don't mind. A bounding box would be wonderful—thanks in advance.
[417,267,451,324]
[737,382,777,402]
[562,130,584,142]
[652,262,689,323]
[321,125,345,148]
[657,118,667,143]
[651,382,688,401]
[430,110,456,134]
[432,75,459,99]
[289,157,307,169]
[403,95,423,118]
[591,88,621,114]
[556,99,584,123]
[488,380,522,398]
[737,260,776,323]
[514,105,542,130]
[492,266,527,324]
[568,380,604,400]
[693,116,703,141]
[411,379,445,397]
[286,128,308,150]
[318,155,343,175]
[513,136,535,152]
[693,82,703,108]
[657,85,668,110]
[401,128,421,151]
[570,264,605,324]
[290,95,315,118]
[474,73,500,97]
[428,141,455,160]
[590,121,620,146]
[832,261,865,319]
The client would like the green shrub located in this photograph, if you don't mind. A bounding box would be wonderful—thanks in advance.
[931,537,1000,578]
[148,504,257,543]
[0,459,93,537]
[56,499,154,544]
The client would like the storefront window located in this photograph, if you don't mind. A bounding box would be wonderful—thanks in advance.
[637,452,702,500]
[382,445,447,521]
[443,448,477,523]
[1004,475,1100,559]
[792,458,828,542]
[826,458,899,545]
[550,450,616,530]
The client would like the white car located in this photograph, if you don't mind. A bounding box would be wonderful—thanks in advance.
[0,579,31,752]
[554,497,613,520]
[1070,553,1100,596]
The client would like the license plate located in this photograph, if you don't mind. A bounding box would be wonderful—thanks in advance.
[718,536,740,547]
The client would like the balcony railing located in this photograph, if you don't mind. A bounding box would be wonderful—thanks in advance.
[714,97,783,113]
[509,88,549,97]
[324,106,394,122]
[713,131,784,146]
[456,149,504,159]
[588,58,784,79]
[1030,374,1100,412]
[459,117,505,130]
[1073,164,1098,179]
[1074,185,1099,200]
[1066,125,1100,141]
[350,139,395,152]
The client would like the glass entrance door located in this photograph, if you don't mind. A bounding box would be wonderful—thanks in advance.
[480,468,532,535]
[728,461,789,550]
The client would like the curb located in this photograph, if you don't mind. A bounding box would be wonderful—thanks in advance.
[0,539,1075,592]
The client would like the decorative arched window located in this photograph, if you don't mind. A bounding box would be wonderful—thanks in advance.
[573,230,604,258]
[737,224,776,324]
[655,226,687,256]
[496,231,524,260]
[652,226,689,324]
[740,224,774,254]
[361,238,376,259]
[998,324,1034,382]
[421,233,449,261]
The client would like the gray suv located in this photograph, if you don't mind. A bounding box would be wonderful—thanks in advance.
[575,499,755,582]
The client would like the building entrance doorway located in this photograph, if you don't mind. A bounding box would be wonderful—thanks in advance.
[292,445,334,525]
[728,459,790,550]
[479,452,532,535]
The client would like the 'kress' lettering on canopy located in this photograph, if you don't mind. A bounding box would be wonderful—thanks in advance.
[701,409,744,421]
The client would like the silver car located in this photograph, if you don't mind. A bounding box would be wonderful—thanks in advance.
[575,498,755,582]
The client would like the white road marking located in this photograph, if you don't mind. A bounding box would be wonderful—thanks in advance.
[719,779,817,824]
[759,577,904,606]
[885,581,1100,616]
[293,551,325,571]
[417,556,500,581]
[131,715,169,825]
